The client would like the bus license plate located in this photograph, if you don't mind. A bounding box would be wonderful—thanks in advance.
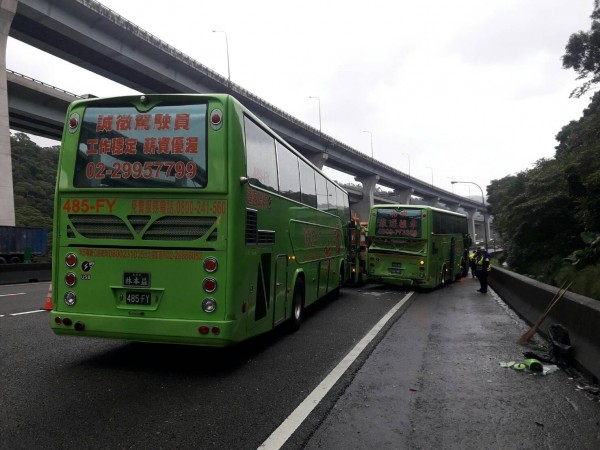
[123,272,150,287]
[125,291,151,305]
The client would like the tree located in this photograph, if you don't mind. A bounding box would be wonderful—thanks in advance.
[562,1,600,97]
[10,132,59,229]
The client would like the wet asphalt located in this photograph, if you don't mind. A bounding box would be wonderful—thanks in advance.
[298,277,600,450]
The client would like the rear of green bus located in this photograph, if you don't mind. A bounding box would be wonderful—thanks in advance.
[366,205,433,287]
[51,94,241,345]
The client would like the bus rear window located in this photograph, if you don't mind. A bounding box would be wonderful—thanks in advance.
[73,104,207,188]
[375,208,422,238]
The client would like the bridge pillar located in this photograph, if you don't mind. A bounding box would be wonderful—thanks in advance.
[308,152,328,170]
[0,0,17,226]
[422,197,440,208]
[446,202,460,212]
[464,208,477,245]
[483,213,491,249]
[353,174,380,221]
[393,188,414,204]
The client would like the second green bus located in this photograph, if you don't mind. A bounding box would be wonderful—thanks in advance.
[366,205,470,288]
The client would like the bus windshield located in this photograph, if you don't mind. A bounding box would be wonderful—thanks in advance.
[73,103,207,188]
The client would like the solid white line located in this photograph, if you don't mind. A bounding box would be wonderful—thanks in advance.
[10,309,46,316]
[258,291,414,450]
[0,293,26,297]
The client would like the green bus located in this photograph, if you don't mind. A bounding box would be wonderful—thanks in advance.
[366,205,470,288]
[51,93,350,346]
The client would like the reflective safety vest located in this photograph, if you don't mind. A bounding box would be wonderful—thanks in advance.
[475,256,491,272]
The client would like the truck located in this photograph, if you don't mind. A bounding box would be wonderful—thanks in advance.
[0,226,47,264]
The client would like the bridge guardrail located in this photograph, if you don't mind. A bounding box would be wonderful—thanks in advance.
[489,266,600,382]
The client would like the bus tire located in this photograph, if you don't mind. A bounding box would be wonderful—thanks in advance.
[289,279,305,332]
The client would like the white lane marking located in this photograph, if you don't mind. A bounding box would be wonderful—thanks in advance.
[0,281,48,287]
[10,310,46,316]
[0,293,26,297]
[258,291,415,450]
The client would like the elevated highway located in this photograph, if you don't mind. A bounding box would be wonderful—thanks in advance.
[1,0,489,233]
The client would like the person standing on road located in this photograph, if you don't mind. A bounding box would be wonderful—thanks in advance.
[474,247,491,293]
[469,250,477,278]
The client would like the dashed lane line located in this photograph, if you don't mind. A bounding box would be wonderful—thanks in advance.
[9,310,46,316]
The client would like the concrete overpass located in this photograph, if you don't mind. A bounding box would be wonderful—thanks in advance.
[0,0,490,238]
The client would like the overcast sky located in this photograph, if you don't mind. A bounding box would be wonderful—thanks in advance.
[6,0,597,198]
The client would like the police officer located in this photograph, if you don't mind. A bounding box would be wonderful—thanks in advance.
[469,250,477,278]
[474,247,491,293]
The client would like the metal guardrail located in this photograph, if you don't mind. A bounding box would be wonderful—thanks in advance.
[490,266,600,382]
[7,69,82,98]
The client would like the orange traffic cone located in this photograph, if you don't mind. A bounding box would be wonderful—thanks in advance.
[43,284,53,310]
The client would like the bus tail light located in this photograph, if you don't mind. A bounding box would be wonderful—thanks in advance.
[74,322,85,331]
[65,253,77,268]
[198,325,221,335]
[62,317,73,326]
[65,272,77,287]
[203,257,218,273]
[210,109,223,130]
[203,278,217,293]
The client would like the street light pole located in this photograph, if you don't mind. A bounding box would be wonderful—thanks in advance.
[308,96,321,132]
[212,30,230,84]
[451,180,488,251]
[362,130,373,160]
[447,177,454,193]
[402,153,411,178]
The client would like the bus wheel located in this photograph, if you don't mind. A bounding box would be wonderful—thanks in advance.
[289,279,305,331]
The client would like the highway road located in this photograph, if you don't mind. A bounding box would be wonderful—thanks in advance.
[0,281,408,449]
[1,281,599,449]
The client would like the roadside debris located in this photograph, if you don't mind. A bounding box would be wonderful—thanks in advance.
[576,383,600,402]
[515,281,572,345]
[503,323,575,376]
[499,358,557,375]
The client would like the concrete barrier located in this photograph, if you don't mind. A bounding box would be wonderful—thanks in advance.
[490,266,600,382]
[0,263,51,284]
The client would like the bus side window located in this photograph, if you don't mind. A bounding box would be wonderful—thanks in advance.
[244,117,278,193]
[299,160,317,208]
